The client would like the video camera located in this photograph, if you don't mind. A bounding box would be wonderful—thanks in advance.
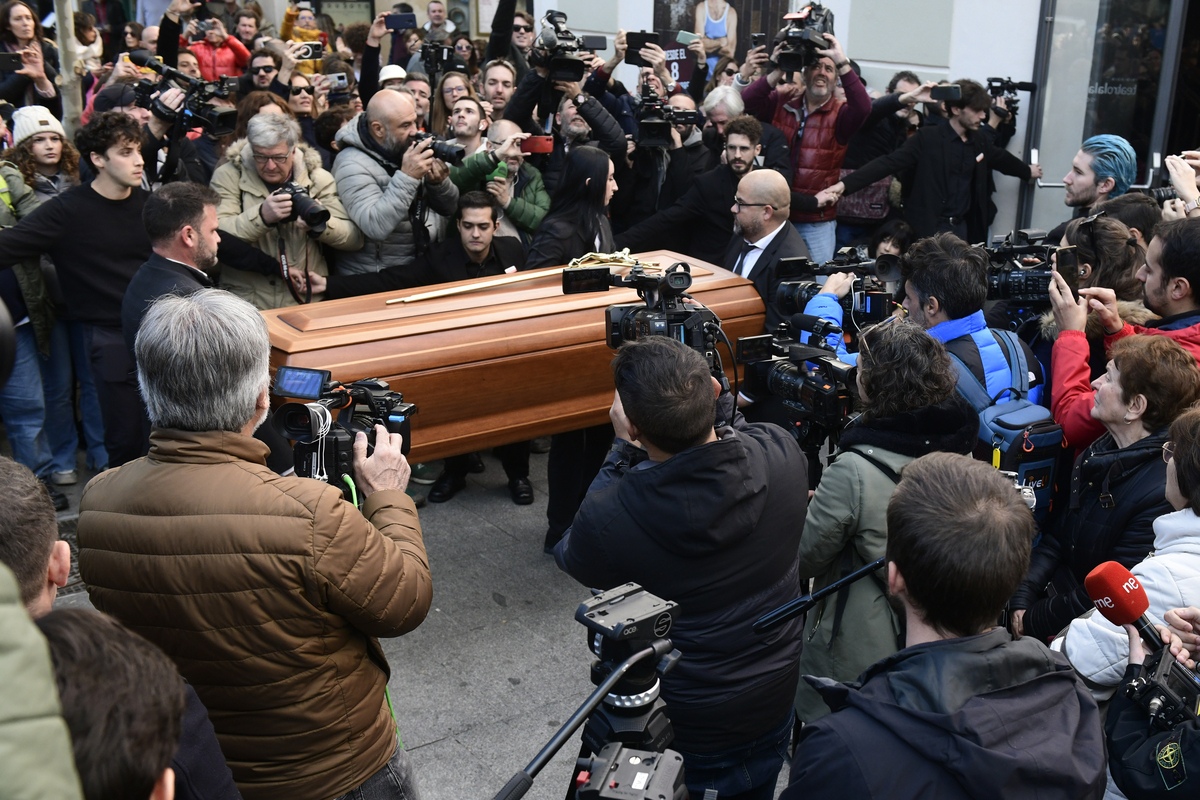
[529,10,607,82]
[1124,647,1200,732]
[419,41,466,82]
[983,228,1080,326]
[562,260,726,374]
[270,366,417,504]
[986,77,1036,122]
[736,314,857,455]
[772,245,901,334]
[776,2,835,74]
[128,50,237,136]
[635,83,701,148]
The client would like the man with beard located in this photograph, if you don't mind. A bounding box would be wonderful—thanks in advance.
[1046,134,1137,243]
[450,96,489,155]
[824,79,1043,244]
[332,89,458,275]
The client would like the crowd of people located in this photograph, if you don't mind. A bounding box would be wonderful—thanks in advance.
[3,1,1200,799]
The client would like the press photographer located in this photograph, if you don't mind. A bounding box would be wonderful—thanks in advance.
[90,81,205,186]
[212,112,362,310]
[332,88,459,277]
[554,337,807,800]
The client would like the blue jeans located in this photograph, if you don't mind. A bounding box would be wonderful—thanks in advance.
[675,712,792,800]
[39,320,78,473]
[835,220,878,251]
[793,220,837,264]
[67,320,107,470]
[0,325,53,476]
[333,743,421,800]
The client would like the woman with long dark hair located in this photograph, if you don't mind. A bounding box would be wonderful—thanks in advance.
[530,146,620,553]
[0,0,60,115]
[429,70,476,138]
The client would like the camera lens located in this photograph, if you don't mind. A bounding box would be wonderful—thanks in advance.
[765,361,807,404]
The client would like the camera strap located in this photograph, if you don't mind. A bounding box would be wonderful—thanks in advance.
[279,238,312,304]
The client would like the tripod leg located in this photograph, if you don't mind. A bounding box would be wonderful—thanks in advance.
[564,741,590,800]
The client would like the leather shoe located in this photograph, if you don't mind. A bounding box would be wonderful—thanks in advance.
[428,472,466,503]
[39,477,69,511]
[508,476,533,505]
[466,452,485,473]
[543,528,562,555]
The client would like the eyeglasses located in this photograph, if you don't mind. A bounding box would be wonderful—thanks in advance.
[251,149,292,165]
[291,85,315,96]
[513,24,533,33]
[733,197,770,209]
[250,65,276,74]
[443,84,467,96]
[1164,440,1177,463]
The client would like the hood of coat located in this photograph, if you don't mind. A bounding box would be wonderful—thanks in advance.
[1038,299,1157,342]
[808,628,1106,800]
[1153,508,1200,554]
[839,394,978,459]
[224,137,323,192]
[614,426,784,558]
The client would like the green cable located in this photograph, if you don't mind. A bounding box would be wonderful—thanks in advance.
[342,474,359,508]
[385,686,403,747]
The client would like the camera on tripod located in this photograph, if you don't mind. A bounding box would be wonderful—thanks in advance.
[776,2,835,74]
[270,366,417,503]
[272,182,330,236]
[128,50,238,136]
[1124,647,1200,731]
[773,245,900,334]
[635,84,701,148]
[736,315,857,453]
[986,77,1035,122]
[419,41,465,82]
[411,131,466,166]
[529,10,607,82]
[562,261,725,374]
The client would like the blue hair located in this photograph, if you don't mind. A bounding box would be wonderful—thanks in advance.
[1081,135,1137,197]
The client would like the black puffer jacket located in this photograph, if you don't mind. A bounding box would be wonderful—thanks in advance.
[1010,430,1172,641]
[555,421,808,753]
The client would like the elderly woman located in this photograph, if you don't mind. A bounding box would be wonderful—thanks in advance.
[794,319,978,723]
[1009,331,1200,643]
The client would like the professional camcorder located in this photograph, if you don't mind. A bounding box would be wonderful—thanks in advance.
[983,228,1079,326]
[635,84,701,148]
[128,50,237,136]
[272,182,330,236]
[737,314,857,455]
[529,10,607,82]
[1124,648,1200,732]
[773,245,901,333]
[562,260,726,374]
[271,366,416,504]
[986,77,1035,122]
[776,2,835,74]
[419,41,466,82]
[411,132,466,166]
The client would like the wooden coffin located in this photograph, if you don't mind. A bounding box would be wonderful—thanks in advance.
[262,250,766,463]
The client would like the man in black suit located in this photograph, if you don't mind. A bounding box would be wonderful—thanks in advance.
[723,169,811,332]
[307,191,533,506]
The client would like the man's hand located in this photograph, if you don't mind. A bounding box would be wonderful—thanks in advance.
[367,12,388,47]
[815,33,848,69]
[686,38,705,65]
[1048,269,1087,333]
[1078,286,1123,335]
[815,187,840,208]
[400,136,434,179]
[609,390,638,446]
[165,0,201,22]
[1011,608,1025,637]
[306,272,327,294]
[426,157,448,184]
[1125,623,1194,669]
[280,41,300,83]
[740,44,769,83]
[1165,154,1200,206]
[822,272,856,299]
[898,80,938,106]
[1029,163,1044,180]
[207,18,229,44]
[1165,607,1200,663]
[107,53,140,86]
[494,129,528,158]
[486,175,511,206]
[554,80,581,98]
[639,42,669,82]
[1164,198,1189,221]
[260,192,294,224]
[668,124,682,150]
[352,424,411,496]
[148,86,186,138]
[604,29,627,72]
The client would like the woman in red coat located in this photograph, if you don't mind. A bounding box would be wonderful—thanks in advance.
[187,18,249,82]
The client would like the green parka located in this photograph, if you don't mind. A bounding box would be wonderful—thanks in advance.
[0,163,54,355]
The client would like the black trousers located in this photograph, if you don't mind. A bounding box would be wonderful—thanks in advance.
[546,423,613,537]
[83,324,148,467]
[444,441,531,480]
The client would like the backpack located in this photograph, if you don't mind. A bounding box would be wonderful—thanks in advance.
[949,329,1064,520]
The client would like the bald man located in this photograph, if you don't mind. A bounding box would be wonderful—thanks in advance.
[724,169,812,331]
[332,89,460,275]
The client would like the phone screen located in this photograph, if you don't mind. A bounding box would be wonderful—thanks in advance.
[1055,246,1080,300]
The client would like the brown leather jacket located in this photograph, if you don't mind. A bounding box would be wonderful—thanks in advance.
[77,429,433,800]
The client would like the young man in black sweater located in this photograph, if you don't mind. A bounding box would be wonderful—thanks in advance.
[0,113,152,467]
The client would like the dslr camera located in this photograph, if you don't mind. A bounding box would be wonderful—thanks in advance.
[271,366,417,504]
[636,84,701,148]
[129,50,238,136]
[411,132,466,166]
[773,245,900,336]
[272,182,330,236]
[562,261,725,374]
[986,77,1035,122]
[529,10,607,82]
[776,2,835,73]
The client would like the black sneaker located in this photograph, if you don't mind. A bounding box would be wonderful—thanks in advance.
[40,477,69,511]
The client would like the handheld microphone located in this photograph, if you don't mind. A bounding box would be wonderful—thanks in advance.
[1084,561,1162,653]
[789,313,842,338]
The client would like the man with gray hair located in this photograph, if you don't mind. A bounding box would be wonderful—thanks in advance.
[211,113,363,309]
[701,84,791,179]
[332,88,459,276]
[78,288,432,800]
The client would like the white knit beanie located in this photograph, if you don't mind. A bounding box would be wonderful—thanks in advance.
[11,105,66,147]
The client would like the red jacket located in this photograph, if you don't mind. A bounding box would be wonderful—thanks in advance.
[741,70,870,223]
[1104,318,1200,360]
[188,35,250,81]
[1051,330,1104,455]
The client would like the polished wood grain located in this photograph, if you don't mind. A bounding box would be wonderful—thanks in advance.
[262,250,767,462]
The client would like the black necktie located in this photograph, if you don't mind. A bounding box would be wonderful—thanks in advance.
[734,240,756,277]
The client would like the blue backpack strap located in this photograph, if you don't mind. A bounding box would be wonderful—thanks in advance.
[971,328,1019,403]
[994,329,1030,396]
[949,353,993,413]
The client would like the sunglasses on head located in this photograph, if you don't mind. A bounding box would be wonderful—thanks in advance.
[250,64,276,73]
[291,85,315,96]
[513,24,532,33]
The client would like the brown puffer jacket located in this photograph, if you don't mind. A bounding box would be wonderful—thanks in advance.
[77,429,433,800]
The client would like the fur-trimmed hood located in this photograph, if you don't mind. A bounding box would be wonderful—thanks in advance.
[222,137,324,186]
[1038,299,1158,342]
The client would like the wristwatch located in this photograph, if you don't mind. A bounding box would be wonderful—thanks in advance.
[573,92,585,108]
[1185,198,1200,215]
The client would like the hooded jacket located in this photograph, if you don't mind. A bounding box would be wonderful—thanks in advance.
[332,114,459,276]
[554,420,808,753]
[211,138,362,309]
[794,395,978,722]
[783,628,1107,800]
